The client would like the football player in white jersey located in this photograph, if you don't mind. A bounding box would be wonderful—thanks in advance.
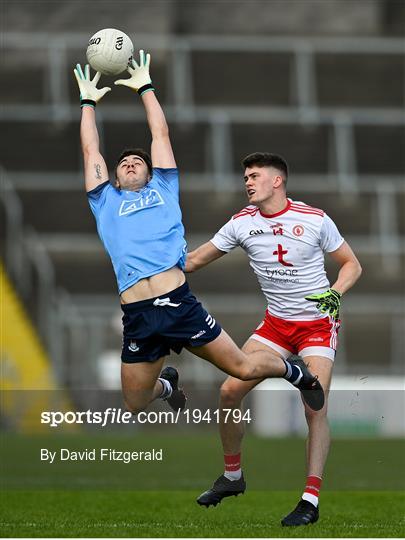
[186,152,362,526]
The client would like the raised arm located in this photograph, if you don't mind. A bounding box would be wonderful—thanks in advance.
[115,50,176,168]
[80,107,109,191]
[74,64,111,191]
[185,241,226,273]
[142,91,176,168]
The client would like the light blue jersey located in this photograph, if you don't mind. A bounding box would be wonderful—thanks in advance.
[87,168,187,294]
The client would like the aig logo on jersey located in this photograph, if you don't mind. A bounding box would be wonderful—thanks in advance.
[119,189,164,216]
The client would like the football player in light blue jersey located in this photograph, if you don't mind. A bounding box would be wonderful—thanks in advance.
[74,50,324,418]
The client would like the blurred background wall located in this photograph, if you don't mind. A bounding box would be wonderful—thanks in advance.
[1,0,404,433]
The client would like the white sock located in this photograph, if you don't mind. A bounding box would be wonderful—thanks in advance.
[302,492,319,507]
[158,377,172,399]
[224,469,242,481]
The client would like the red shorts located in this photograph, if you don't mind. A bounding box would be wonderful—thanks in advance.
[252,311,341,361]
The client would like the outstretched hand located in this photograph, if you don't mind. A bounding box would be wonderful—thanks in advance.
[114,50,154,95]
[74,64,111,104]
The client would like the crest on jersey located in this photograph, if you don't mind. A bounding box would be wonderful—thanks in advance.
[293,224,304,236]
[119,189,164,216]
[128,341,140,352]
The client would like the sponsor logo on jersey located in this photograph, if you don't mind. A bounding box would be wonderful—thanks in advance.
[266,268,298,277]
[293,224,305,236]
[265,267,300,284]
[308,337,324,342]
[119,189,164,216]
[249,229,264,235]
[273,244,293,267]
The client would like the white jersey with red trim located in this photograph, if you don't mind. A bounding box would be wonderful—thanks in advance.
[210,198,344,320]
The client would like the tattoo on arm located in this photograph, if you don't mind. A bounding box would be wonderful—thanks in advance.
[94,163,102,180]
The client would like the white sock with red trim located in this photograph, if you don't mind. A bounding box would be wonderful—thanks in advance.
[301,475,322,507]
[223,452,242,481]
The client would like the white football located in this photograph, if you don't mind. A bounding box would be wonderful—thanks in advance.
[86,28,133,76]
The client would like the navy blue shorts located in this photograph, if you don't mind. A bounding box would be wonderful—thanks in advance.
[120,282,222,363]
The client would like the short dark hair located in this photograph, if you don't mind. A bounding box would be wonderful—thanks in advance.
[242,152,289,182]
[115,148,153,177]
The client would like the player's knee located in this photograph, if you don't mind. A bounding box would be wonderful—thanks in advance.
[220,381,243,407]
[123,399,144,415]
[234,364,255,381]
[123,393,151,415]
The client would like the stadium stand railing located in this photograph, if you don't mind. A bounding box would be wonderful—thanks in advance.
[1,33,404,386]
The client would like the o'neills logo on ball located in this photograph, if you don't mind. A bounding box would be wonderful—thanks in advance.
[293,225,304,236]
[88,37,101,45]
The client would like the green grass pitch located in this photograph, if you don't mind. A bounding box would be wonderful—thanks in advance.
[2,490,404,537]
[1,433,404,537]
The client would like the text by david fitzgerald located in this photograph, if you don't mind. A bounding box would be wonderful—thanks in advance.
[40,448,163,464]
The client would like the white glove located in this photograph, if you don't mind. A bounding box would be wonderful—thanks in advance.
[73,64,111,105]
[114,50,154,95]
